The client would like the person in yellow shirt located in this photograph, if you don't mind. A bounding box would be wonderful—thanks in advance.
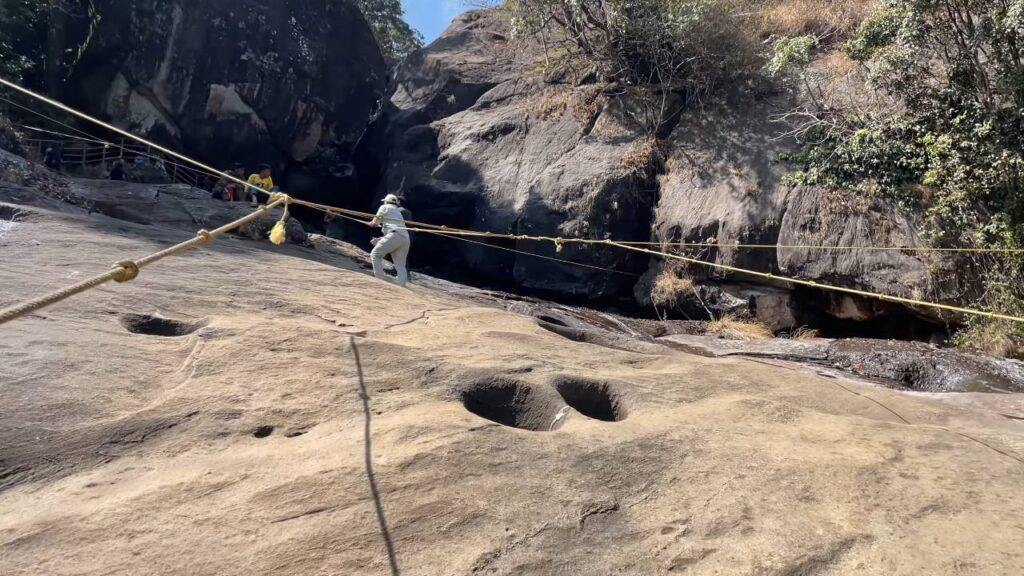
[247,164,275,206]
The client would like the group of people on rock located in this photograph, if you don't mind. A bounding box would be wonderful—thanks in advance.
[107,155,167,182]
[211,162,413,287]
[211,163,276,206]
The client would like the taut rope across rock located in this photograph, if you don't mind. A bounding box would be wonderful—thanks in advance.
[1,75,1023,327]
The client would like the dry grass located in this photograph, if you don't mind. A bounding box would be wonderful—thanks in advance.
[651,267,696,308]
[570,86,605,126]
[535,90,572,121]
[708,314,775,340]
[956,322,1024,360]
[758,0,879,40]
[619,137,665,176]
[786,326,821,340]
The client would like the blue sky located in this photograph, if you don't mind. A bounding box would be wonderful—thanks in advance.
[401,1,471,44]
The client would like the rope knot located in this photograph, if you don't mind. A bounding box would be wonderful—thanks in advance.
[554,238,565,253]
[111,260,140,283]
[196,229,214,245]
[268,192,289,205]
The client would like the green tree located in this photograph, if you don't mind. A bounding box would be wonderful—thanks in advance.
[0,0,47,85]
[777,0,1024,354]
[355,0,424,59]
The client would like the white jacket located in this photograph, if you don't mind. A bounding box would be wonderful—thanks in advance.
[375,204,409,239]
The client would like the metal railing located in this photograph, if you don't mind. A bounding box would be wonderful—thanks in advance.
[21,132,217,190]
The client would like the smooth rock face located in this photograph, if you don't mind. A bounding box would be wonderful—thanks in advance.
[376,8,965,325]
[67,0,387,195]
[2,173,1024,576]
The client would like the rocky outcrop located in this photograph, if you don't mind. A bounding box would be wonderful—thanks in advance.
[66,0,387,197]
[376,8,965,330]
[377,10,664,301]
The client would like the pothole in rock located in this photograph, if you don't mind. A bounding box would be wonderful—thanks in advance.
[461,377,570,432]
[553,377,629,422]
[535,314,569,327]
[253,425,275,439]
[119,313,207,337]
[0,204,28,222]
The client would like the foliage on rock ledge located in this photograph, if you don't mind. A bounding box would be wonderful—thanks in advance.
[771,0,1024,354]
[355,0,424,59]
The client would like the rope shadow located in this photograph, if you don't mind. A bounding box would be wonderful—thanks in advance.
[350,337,401,576]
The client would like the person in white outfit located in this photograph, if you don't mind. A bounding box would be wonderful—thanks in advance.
[370,194,411,287]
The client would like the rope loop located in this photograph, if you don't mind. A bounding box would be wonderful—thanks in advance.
[111,260,140,283]
[196,229,214,245]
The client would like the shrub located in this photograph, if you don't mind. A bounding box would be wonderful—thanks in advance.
[708,314,774,340]
[619,137,665,176]
[770,0,1024,352]
[650,265,696,308]
[507,0,763,103]
[759,0,878,40]
[0,0,47,86]
[355,0,424,58]
[955,320,1024,360]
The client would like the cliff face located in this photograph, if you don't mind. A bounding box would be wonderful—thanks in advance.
[377,11,666,301]
[374,8,961,332]
[66,0,388,196]
[48,3,965,332]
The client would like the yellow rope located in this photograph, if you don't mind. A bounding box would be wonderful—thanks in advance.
[606,241,1024,324]
[0,78,274,202]
[287,199,1024,256]
[294,198,1024,324]
[0,198,286,327]
[5,83,1020,256]
[610,240,1024,254]
[2,75,1021,325]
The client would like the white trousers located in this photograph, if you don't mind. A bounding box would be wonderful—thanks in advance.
[371,233,411,287]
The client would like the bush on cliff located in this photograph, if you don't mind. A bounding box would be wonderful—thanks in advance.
[507,0,763,100]
[772,0,1024,354]
[0,0,46,85]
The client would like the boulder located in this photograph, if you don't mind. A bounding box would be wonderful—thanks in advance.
[377,10,662,301]
[66,0,388,197]
[375,7,977,327]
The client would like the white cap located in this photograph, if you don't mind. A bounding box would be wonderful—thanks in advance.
[383,194,400,205]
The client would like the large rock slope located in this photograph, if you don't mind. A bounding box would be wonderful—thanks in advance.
[2,167,1024,576]
[66,0,387,196]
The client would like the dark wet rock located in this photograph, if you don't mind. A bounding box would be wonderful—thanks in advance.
[658,332,1024,393]
[66,0,387,197]
[825,339,1024,394]
[518,305,668,355]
